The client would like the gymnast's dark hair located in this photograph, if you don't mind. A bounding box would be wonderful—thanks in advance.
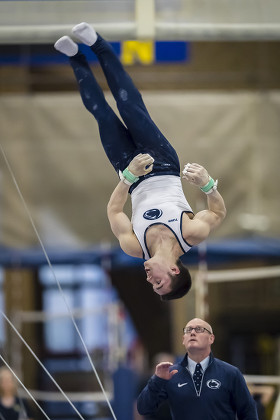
[160,259,192,301]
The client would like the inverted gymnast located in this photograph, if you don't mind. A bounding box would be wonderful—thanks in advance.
[54,23,226,301]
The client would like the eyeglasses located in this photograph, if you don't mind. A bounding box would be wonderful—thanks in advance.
[183,326,213,334]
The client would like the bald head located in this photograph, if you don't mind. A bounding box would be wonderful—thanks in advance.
[182,318,215,361]
[185,318,213,334]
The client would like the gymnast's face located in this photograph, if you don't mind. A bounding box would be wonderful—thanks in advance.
[144,260,174,295]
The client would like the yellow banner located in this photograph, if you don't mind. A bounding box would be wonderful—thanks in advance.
[121,40,154,65]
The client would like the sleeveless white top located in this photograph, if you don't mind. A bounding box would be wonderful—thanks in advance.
[131,175,194,260]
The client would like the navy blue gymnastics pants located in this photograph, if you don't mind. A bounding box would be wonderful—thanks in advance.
[70,35,180,191]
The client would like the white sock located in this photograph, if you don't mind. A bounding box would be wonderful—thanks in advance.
[54,36,78,57]
[72,22,98,46]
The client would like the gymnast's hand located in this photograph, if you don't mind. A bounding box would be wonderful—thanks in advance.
[155,362,178,380]
[128,153,154,177]
[182,162,210,187]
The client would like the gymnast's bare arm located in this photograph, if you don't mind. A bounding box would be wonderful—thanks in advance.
[107,181,143,258]
[182,163,226,245]
[107,153,154,258]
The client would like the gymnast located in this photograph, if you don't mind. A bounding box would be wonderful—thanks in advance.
[54,23,226,300]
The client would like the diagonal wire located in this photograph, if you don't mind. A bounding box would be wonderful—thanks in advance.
[0,143,118,420]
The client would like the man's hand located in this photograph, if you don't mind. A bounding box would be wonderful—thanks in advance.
[182,162,210,187]
[155,362,178,380]
[128,153,154,177]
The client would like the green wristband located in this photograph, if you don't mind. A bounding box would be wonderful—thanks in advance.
[122,168,139,184]
[200,177,215,193]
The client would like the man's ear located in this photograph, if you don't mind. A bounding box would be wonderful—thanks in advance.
[171,265,180,275]
[210,334,215,345]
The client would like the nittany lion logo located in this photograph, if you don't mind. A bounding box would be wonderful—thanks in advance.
[206,379,221,389]
[143,209,163,220]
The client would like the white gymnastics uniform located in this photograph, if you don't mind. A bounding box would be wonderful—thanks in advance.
[131,175,194,260]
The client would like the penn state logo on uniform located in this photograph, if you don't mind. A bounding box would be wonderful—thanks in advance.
[206,379,221,389]
[143,209,163,220]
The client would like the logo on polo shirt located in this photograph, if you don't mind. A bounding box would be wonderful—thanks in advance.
[206,379,221,389]
[143,209,163,220]
[177,382,188,388]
